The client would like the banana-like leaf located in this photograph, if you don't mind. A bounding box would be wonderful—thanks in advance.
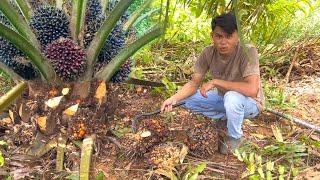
[132,8,160,28]
[85,0,134,79]
[0,0,40,49]
[70,0,87,43]
[80,135,96,180]
[95,25,164,81]
[0,23,55,81]
[15,0,32,21]
[123,0,154,32]
[0,82,26,112]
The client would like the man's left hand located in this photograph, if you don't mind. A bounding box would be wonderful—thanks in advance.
[200,80,215,98]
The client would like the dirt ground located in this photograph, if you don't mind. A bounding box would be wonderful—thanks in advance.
[0,76,319,179]
[285,76,320,126]
[0,83,246,179]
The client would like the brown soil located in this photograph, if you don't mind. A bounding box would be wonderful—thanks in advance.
[0,77,319,179]
[0,83,245,179]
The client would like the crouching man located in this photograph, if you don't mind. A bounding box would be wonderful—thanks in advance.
[161,12,265,154]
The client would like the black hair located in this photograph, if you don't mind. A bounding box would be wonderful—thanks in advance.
[211,12,237,34]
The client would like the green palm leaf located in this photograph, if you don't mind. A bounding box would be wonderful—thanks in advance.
[96,24,164,81]
[85,0,134,79]
[123,0,154,32]
[71,0,88,43]
[15,0,33,21]
[0,0,40,48]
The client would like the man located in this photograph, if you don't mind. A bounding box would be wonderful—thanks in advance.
[160,12,265,154]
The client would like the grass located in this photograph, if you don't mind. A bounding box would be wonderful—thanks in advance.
[235,123,315,179]
[262,81,296,110]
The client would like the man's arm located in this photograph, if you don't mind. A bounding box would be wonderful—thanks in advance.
[161,73,204,112]
[200,75,259,98]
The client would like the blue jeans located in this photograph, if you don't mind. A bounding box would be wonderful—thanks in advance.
[182,90,260,139]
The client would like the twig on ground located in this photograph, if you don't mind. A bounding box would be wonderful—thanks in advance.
[266,108,320,133]
[107,136,123,149]
[205,166,225,174]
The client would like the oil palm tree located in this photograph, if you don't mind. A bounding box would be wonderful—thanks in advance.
[0,0,168,110]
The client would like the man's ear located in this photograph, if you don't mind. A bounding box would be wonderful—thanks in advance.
[234,31,240,40]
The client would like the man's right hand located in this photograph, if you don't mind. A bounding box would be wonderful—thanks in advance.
[160,73,203,113]
[161,97,177,113]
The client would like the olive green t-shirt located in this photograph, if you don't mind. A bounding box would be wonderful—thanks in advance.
[194,43,265,111]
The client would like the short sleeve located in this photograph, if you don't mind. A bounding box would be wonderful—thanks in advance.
[242,46,260,77]
[194,47,210,75]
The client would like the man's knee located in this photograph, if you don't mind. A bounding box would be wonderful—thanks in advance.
[223,91,244,111]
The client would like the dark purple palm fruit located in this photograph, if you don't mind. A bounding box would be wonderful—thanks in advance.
[186,121,218,157]
[30,6,71,47]
[46,38,86,81]
[98,23,126,64]
[0,12,23,59]
[111,59,132,83]
[27,0,45,9]
[85,0,103,23]
[83,16,104,49]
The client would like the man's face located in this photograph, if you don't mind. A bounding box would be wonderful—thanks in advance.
[211,26,239,56]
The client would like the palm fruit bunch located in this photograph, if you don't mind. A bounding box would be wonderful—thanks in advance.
[84,16,126,64]
[120,118,169,157]
[30,6,71,47]
[146,142,186,169]
[27,0,45,9]
[2,0,133,82]
[138,118,170,141]
[68,106,108,140]
[46,38,86,81]
[120,132,159,157]
[0,12,38,79]
[83,0,132,83]
[71,121,87,140]
[111,59,132,83]
[186,121,218,157]
[85,0,103,23]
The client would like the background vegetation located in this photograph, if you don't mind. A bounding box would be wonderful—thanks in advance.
[130,0,320,108]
